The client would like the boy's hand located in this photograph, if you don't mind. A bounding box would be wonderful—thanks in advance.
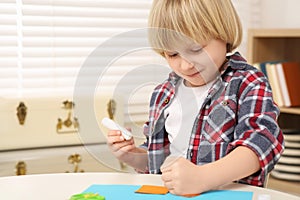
[161,157,207,196]
[106,130,136,161]
[106,129,148,172]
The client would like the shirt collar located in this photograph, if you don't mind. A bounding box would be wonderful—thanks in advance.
[227,51,248,70]
[167,71,181,86]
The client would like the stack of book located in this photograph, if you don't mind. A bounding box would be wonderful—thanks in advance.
[254,61,300,107]
[271,129,300,181]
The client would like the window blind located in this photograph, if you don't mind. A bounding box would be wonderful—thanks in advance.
[21,0,155,97]
[0,0,18,97]
[0,0,170,124]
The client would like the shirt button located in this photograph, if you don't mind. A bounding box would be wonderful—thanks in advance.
[164,98,169,104]
[222,100,228,106]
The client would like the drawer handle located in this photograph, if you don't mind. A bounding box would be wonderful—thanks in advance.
[15,161,27,175]
[66,154,84,173]
[16,102,27,125]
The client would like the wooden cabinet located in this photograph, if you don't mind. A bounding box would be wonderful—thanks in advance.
[0,144,134,177]
[247,29,300,196]
[247,29,300,64]
[247,29,300,116]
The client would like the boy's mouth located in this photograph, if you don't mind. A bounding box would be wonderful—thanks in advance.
[187,71,201,77]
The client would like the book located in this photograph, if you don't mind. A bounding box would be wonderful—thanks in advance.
[254,61,283,78]
[261,62,269,78]
[276,62,300,107]
[266,63,284,107]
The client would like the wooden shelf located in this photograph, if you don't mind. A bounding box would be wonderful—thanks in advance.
[267,175,300,197]
[247,29,300,64]
[247,28,300,117]
[280,107,300,115]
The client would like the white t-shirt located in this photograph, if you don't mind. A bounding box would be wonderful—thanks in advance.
[164,79,213,158]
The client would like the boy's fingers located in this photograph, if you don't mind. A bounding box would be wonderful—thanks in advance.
[161,156,179,171]
[107,136,124,145]
[107,130,122,136]
[109,138,134,152]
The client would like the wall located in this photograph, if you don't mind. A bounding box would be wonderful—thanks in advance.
[232,0,300,57]
[260,0,300,28]
[231,0,261,56]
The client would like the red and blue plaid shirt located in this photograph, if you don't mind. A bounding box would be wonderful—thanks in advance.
[141,52,284,187]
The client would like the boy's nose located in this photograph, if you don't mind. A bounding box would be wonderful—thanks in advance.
[180,57,194,70]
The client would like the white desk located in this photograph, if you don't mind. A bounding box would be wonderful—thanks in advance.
[0,172,299,200]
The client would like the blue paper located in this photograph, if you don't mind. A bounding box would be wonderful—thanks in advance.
[83,184,253,200]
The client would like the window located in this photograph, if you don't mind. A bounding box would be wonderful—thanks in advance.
[0,0,18,97]
[0,0,169,124]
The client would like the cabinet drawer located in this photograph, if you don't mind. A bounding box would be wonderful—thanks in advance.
[0,96,124,150]
[0,144,134,177]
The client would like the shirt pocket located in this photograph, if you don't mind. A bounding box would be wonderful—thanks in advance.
[201,96,237,143]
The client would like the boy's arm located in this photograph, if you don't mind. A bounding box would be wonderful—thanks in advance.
[161,146,260,195]
[202,146,260,190]
[120,146,149,172]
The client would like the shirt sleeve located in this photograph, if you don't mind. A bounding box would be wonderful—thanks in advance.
[139,121,150,150]
[227,71,285,186]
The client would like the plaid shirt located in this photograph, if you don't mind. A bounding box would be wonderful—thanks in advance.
[141,52,284,187]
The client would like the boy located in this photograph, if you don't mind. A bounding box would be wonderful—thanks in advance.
[107,0,284,196]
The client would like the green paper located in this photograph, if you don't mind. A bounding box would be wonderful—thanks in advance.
[70,192,105,200]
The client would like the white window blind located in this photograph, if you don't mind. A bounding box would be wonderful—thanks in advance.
[0,0,18,97]
[0,0,159,98]
[21,0,155,97]
[0,0,170,124]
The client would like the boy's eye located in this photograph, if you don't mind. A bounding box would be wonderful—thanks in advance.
[191,47,203,53]
[166,53,178,58]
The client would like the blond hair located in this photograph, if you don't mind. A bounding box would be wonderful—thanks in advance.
[148,0,243,56]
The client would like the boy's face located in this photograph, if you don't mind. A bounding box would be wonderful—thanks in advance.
[163,39,227,87]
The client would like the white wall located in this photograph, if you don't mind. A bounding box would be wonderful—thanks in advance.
[232,0,300,56]
[260,0,300,28]
[232,0,261,56]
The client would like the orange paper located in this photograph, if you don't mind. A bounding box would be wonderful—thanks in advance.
[135,185,169,195]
